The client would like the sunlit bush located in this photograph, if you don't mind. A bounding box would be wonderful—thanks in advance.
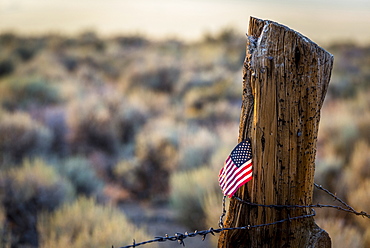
[348,179,370,231]
[133,119,179,201]
[182,79,240,122]
[170,166,219,229]
[0,159,74,247]
[113,158,140,195]
[328,43,370,99]
[337,140,370,199]
[0,158,74,211]
[42,107,69,156]
[202,190,226,229]
[365,228,370,248]
[67,96,120,155]
[177,126,218,171]
[316,218,363,248]
[0,77,61,110]
[128,66,180,93]
[0,111,52,164]
[116,102,147,145]
[56,156,104,197]
[347,140,370,182]
[202,190,229,247]
[38,197,153,248]
[319,101,360,163]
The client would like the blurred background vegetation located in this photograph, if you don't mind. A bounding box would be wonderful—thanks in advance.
[0,28,369,248]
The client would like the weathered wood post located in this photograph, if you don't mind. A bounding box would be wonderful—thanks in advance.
[218,17,333,247]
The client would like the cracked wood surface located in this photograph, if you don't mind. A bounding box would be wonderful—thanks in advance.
[218,17,333,248]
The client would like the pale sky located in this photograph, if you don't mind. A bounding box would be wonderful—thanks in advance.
[1,0,370,44]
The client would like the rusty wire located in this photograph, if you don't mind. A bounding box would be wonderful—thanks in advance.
[117,183,370,248]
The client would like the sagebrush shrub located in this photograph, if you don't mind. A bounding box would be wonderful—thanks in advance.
[315,218,362,248]
[177,126,218,170]
[0,78,60,110]
[42,107,69,156]
[202,190,226,247]
[0,159,74,247]
[348,140,370,180]
[113,158,140,194]
[182,79,240,122]
[38,197,153,248]
[0,111,52,164]
[128,66,180,93]
[66,96,120,155]
[170,166,219,229]
[338,140,370,197]
[348,179,370,230]
[116,104,147,145]
[134,120,179,201]
[56,156,103,196]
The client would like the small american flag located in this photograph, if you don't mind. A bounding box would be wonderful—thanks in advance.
[219,139,253,197]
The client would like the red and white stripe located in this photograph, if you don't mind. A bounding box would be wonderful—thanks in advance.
[219,156,253,197]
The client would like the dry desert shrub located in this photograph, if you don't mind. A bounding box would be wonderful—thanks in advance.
[0,111,52,164]
[170,166,219,230]
[133,119,179,200]
[177,125,218,171]
[338,140,370,197]
[347,179,370,230]
[0,159,74,247]
[66,95,120,155]
[55,156,104,197]
[128,65,181,93]
[201,190,228,247]
[0,77,61,110]
[316,218,363,248]
[38,197,153,248]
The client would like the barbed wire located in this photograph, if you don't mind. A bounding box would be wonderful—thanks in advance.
[313,183,356,212]
[117,183,370,248]
[231,189,370,219]
[118,209,316,248]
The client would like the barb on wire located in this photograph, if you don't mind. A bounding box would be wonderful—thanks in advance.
[313,183,355,211]
[314,183,370,218]
[118,209,316,248]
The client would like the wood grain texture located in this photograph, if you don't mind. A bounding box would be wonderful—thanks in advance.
[218,17,333,248]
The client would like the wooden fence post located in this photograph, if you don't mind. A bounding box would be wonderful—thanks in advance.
[218,17,334,248]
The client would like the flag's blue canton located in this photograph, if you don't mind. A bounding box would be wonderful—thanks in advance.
[230,140,252,167]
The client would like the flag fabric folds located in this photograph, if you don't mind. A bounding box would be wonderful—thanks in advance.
[218,139,253,197]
